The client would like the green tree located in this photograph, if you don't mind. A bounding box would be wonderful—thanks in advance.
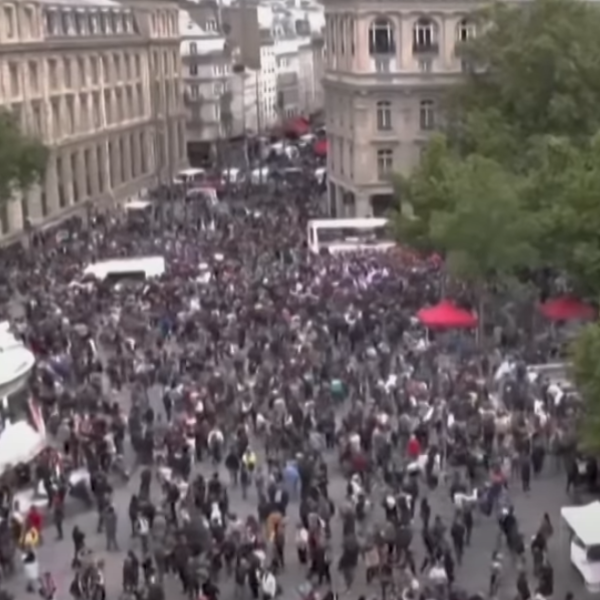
[524,135,600,298]
[393,135,539,333]
[393,0,600,297]
[0,108,48,214]
[572,322,600,453]
[451,0,600,166]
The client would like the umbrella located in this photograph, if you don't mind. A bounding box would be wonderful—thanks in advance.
[417,300,478,329]
[313,139,328,156]
[539,296,595,321]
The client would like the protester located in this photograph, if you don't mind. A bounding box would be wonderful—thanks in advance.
[0,142,583,600]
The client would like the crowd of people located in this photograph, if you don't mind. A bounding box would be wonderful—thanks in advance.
[0,146,587,600]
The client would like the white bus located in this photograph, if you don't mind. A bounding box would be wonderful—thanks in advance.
[83,256,166,282]
[307,218,395,254]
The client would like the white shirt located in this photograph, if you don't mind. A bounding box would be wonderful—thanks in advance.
[261,572,277,597]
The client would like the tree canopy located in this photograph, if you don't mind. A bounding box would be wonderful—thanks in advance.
[0,108,48,209]
[391,0,600,447]
[393,0,600,296]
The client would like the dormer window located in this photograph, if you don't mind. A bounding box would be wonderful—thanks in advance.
[100,12,108,34]
[122,12,130,33]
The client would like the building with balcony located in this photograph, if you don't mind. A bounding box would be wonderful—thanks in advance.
[0,0,186,241]
[180,9,238,162]
[322,0,476,217]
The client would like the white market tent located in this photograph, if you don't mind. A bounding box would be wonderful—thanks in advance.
[561,501,600,546]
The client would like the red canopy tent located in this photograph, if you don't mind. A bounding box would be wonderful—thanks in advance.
[313,139,328,156]
[284,116,310,137]
[539,296,595,321]
[417,300,478,329]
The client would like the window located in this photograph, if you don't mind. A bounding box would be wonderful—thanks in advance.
[457,18,476,42]
[124,55,131,79]
[84,149,92,196]
[112,11,121,33]
[63,59,72,88]
[24,6,35,37]
[31,102,42,136]
[45,9,57,35]
[75,11,86,35]
[89,13,98,34]
[61,10,72,35]
[376,101,392,131]
[214,82,223,95]
[48,59,58,90]
[126,86,133,117]
[419,99,435,130]
[29,62,39,93]
[139,132,147,173]
[377,149,393,179]
[104,90,112,123]
[101,55,109,82]
[66,96,75,133]
[96,146,104,191]
[119,137,126,183]
[51,99,60,137]
[79,94,88,130]
[189,85,199,99]
[190,42,198,54]
[136,83,143,113]
[115,89,123,122]
[90,57,99,83]
[8,63,19,97]
[92,92,101,128]
[71,153,79,202]
[122,12,131,33]
[206,19,217,31]
[413,18,437,51]
[78,58,86,86]
[369,18,395,55]
[114,53,121,80]
[100,12,107,34]
[189,64,198,76]
[4,6,16,38]
[135,54,141,76]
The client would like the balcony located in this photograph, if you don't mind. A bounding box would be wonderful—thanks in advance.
[370,57,398,74]
[413,42,439,55]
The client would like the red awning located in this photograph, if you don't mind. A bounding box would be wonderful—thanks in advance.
[417,300,478,329]
[539,296,595,321]
[313,139,328,156]
[284,117,310,137]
